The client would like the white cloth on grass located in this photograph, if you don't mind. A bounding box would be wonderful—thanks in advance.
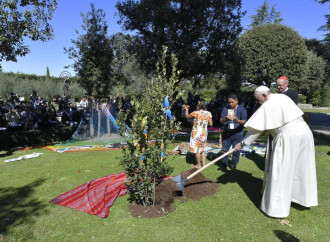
[4,153,44,162]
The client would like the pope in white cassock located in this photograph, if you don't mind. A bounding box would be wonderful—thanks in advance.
[234,86,318,218]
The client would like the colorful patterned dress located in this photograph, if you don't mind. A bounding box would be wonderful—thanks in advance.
[189,110,212,154]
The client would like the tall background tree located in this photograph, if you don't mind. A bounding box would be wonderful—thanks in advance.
[46,67,51,82]
[248,0,283,28]
[305,37,329,106]
[0,0,57,69]
[116,0,245,86]
[300,50,326,93]
[305,38,329,81]
[64,3,113,97]
[315,0,330,106]
[235,24,308,88]
[110,33,152,95]
[315,0,330,76]
[225,0,284,92]
[315,0,330,44]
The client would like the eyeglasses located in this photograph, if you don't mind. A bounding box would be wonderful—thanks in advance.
[277,83,287,88]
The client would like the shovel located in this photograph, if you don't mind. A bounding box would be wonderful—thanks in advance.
[172,148,235,191]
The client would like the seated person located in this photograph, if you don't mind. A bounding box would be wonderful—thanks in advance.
[20,106,33,130]
[79,96,88,109]
[33,95,43,108]
[33,107,47,129]
[5,107,22,131]
[46,106,59,127]
[0,112,6,130]
[61,106,77,126]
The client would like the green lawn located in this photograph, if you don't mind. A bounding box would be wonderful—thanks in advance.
[302,108,330,114]
[0,132,329,241]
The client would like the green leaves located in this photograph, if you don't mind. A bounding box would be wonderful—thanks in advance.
[116,0,244,83]
[249,1,283,28]
[236,24,308,87]
[117,46,180,206]
[64,4,114,97]
[0,0,57,64]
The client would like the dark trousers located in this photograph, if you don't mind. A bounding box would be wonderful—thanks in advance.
[221,132,243,169]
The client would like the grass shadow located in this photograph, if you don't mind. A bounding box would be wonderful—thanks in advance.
[0,126,75,152]
[273,230,300,241]
[173,135,190,143]
[185,154,196,166]
[184,150,217,166]
[291,202,311,212]
[0,148,16,158]
[216,170,263,209]
[0,178,48,236]
[243,153,265,171]
[313,132,330,145]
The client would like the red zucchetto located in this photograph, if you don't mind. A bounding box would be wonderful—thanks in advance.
[278,76,288,80]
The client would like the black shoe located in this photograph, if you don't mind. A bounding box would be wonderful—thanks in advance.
[219,166,228,172]
[230,167,237,172]
[217,150,226,157]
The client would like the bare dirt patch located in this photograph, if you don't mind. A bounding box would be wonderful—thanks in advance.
[129,168,219,218]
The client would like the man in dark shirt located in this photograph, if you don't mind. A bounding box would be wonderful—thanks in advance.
[276,76,298,104]
[219,93,247,172]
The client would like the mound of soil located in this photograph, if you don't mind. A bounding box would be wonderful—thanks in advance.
[129,168,219,219]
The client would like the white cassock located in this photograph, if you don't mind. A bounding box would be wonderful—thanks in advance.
[242,94,318,218]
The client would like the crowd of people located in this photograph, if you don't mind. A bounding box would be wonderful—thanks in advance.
[0,82,261,132]
[0,92,89,132]
[0,90,257,134]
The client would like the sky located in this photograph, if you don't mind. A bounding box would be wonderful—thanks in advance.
[1,0,329,77]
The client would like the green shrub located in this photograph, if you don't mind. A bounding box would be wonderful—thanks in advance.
[320,83,330,107]
[298,94,306,104]
[198,89,217,103]
[309,90,321,106]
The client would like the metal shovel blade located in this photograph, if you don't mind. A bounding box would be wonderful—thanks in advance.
[171,174,187,191]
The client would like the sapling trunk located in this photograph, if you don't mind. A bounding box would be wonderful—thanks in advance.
[153,178,156,207]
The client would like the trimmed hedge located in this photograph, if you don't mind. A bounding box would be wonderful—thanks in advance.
[0,126,76,150]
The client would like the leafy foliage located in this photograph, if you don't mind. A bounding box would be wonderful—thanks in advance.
[0,0,57,66]
[0,72,84,102]
[46,67,51,82]
[64,4,113,97]
[309,90,321,106]
[320,82,330,107]
[197,89,217,103]
[116,0,245,85]
[248,0,283,28]
[305,38,330,83]
[299,51,326,99]
[298,94,306,104]
[117,46,182,206]
[235,24,308,87]
[315,0,330,44]
[110,33,152,96]
[318,14,330,44]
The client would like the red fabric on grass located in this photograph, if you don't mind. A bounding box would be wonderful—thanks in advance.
[50,172,128,218]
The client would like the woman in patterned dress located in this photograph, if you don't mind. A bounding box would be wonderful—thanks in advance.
[184,100,213,168]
